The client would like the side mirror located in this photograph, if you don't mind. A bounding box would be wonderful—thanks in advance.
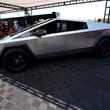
[34,29,46,37]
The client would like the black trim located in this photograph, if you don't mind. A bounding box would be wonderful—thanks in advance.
[35,47,92,60]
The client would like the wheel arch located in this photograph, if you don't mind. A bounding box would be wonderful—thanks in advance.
[94,36,110,58]
[0,44,35,63]
[94,35,110,47]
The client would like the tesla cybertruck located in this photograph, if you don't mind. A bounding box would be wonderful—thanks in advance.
[0,18,110,72]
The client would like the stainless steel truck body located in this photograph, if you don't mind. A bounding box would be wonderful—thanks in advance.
[0,18,110,72]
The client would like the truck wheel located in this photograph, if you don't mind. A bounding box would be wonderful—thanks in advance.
[95,38,110,58]
[2,48,29,72]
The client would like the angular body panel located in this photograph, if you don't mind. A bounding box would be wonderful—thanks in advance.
[0,18,110,57]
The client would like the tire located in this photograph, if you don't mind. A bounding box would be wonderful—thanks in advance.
[95,38,110,58]
[2,48,29,72]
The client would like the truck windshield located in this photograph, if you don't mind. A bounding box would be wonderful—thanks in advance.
[10,19,53,37]
[0,19,53,39]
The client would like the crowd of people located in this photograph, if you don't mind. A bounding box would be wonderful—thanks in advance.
[0,21,21,38]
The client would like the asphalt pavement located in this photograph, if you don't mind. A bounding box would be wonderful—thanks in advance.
[0,53,110,110]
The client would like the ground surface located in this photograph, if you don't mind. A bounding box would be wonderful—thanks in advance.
[0,53,110,110]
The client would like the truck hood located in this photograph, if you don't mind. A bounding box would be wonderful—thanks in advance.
[0,35,12,44]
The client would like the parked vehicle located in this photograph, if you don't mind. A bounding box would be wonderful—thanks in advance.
[0,18,110,72]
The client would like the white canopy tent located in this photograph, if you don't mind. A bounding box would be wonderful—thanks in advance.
[0,0,107,21]
[1,0,69,7]
[0,0,105,12]
[0,0,71,12]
